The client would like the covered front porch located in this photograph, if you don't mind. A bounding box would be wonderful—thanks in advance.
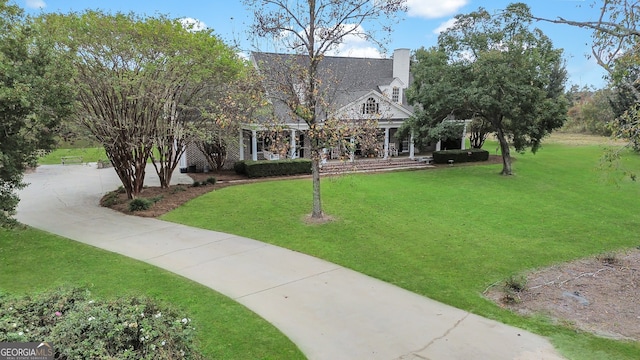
[238,124,422,162]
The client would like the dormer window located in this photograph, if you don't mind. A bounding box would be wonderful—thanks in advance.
[392,87,400,103]
[362,97,379,114]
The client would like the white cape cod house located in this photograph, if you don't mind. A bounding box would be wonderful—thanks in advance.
[181,49,467,171]
[243,48,416,162]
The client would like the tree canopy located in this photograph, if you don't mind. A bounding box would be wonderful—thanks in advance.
[0,0,73,226]
[401,3,568,175]
[43,11,243,198]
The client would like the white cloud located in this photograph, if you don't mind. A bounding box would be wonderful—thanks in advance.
[25,0,46,9]
[325,24,384,58]
[406,0,468,19]
[331,45,384,58]
[179,17,208,32]
[433,18,457,34]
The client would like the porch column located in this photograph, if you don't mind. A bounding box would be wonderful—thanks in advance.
[461,121,468,150]
[350,137,355,162]
[436,140,441,151]
[409,132,415,160]
[179,145,187,169]
[384,127,390,160]
[251,130,258,161]
[290,129,297,159]
[239,129,244,160]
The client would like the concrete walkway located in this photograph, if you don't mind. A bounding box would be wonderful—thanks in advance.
[16,164,565,360]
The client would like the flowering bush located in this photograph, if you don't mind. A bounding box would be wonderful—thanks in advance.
[0,287,203,359]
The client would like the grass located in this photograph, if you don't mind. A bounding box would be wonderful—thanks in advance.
[0,227,304,359]
[38,147,106,165]
[38,145,165,165]
[162,140,640,360]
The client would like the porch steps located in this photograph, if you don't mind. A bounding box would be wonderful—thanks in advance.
[320,157,433,175]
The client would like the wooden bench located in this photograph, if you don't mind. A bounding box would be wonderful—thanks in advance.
[61,156,83,165]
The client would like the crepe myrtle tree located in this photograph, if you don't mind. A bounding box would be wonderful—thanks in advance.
[400,3,568,175]
[148,23,242,187]
[43,11,242,198]
[244,0,407,219]
[0,1,73,226]
[192,67,269,171]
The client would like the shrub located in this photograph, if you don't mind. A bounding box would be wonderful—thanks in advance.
[171,186,186,194]
[501,275,527,305]
[505,275,527,293]
[192,181,201,187]
[596,252,619,265]
[233,160,247,175]
[149,195,164,203]
[101,191,121,207]
[0,287,89,342]
[244,159,312,178]
[205,177,217,185]
[128,198,153,212]
[432,149,489,164]
[0,287,204,359]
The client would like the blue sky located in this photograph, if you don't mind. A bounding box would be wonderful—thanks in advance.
[22,0,606,89]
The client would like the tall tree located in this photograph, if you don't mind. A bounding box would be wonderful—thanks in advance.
[44,11,242,198]
[148,21,242,187]
[244,0,406,219]
[401,3,568,175]
[0,1,73,226]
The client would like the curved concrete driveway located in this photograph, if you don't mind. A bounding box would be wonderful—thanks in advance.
[16,164,564,360]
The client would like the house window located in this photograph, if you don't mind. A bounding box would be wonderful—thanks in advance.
[392,87,400,103]
[362,97,379,115]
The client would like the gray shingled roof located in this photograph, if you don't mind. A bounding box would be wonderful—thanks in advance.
[252,52,412,124]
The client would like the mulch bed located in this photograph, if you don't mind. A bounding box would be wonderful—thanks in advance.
[102,170,250,217]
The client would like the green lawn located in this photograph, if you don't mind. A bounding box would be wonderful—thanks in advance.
[38,147,106,165]
[0,227,304,359]
[38,146,165,165]
[162,142,640,360]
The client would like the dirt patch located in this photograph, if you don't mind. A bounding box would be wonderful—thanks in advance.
[302,213,336,225]
[485,249,640,341]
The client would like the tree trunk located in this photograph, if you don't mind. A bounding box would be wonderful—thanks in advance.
[107,144,148,199]
[470,130,488,149]
[495,127,513,175]
[152,139,185,189]
[310,148,323,219]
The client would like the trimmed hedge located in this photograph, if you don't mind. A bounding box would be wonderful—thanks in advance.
[433,149,489,164]
[234,160,247,175]
[235,159,312,178]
